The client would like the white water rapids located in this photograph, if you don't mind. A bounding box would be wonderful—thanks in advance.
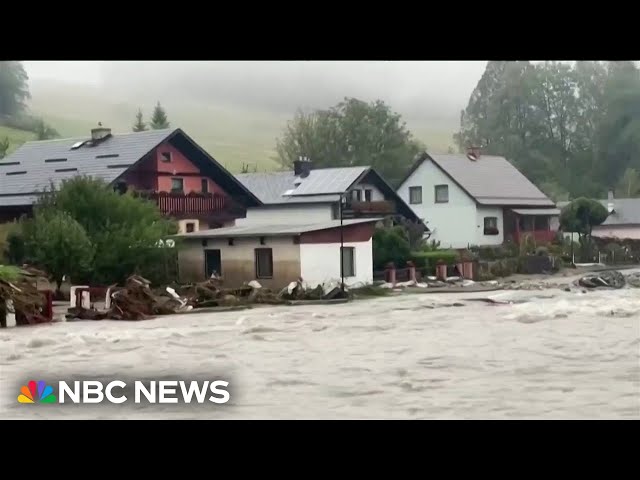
[1,272,639,419]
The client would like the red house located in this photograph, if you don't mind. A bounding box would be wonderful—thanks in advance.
[0,126,262,231]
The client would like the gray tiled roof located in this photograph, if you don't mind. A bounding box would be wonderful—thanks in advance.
[177,218,382,238]
[0,129,175,201]
[429,154,554,206]
[235,167,367,204]
[557,198,640,226]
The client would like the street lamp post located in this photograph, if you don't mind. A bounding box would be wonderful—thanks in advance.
[339,192,347,292]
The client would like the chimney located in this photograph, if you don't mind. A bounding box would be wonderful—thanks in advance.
[293,156,313,178]
[91,122,112,143]
[466,146,481,161]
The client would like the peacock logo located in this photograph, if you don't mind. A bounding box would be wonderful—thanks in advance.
[18,380,57,404]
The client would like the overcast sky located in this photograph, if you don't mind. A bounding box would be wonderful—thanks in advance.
[23,61,488,122]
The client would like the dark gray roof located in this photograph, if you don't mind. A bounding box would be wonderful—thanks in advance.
[399,153,555,207]
[177,218,382,238]
[235,167,367,204]
[0,129,174,199]
[557,198,640,226]
[0,128,262,208]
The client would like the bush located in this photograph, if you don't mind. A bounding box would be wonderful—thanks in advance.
[535,246,549,256]
[373,226,411,270]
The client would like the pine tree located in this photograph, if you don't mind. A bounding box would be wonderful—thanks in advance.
[132,108,147,132]
[150,102,170,130]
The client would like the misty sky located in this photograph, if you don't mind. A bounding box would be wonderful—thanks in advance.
[23,61,488,123]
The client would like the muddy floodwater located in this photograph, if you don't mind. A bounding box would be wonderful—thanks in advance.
[1,280,639,419]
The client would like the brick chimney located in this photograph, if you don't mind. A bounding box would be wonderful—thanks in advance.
[293,156,313,177]
[91,122,112,142]
[466,146,481,160]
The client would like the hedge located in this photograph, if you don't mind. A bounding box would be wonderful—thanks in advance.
[410,250,459,268]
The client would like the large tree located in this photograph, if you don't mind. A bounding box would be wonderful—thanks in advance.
[34,177,177,284]
[150,102,170,130]
[34,119,59,140]
[0,137,9,159]
[22,210,95,292]
[0,61,30,117]
[456,60,640,200]
[275,97,423,185]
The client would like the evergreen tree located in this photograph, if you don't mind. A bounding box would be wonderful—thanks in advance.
[150,102,170,129]
[132,108,147,132]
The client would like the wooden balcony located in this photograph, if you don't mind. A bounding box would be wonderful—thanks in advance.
[342,200,396,217]
[135,191,245,219]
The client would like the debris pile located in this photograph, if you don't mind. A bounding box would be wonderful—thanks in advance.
[577,270,626,289]
[0,265,50,326]
[68,275,192,321]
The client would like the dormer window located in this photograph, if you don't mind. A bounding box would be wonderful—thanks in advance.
[161,151,172,163]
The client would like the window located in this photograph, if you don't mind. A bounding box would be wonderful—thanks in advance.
[341,247,355,277]
[161,151,172,163]
[201,179,209,193]
[255,248,273,279]
[409,186,422,204]
[352,190,362,202]
[364,189,372,202]
[435,185,449,203]
[484,216,499,235]
[186,222,196,233]
[171,178,184,192]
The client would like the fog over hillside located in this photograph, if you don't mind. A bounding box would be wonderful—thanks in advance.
[24,61,486,126]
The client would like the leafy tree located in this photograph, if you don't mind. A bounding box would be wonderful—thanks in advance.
[132,108,147,132]
[559,197,609,238]
[0,61,30,116]
[372,226,411,270]
[34,177,177,285]
[34,119,59,140]
[0,136,9,159]
[150,102,170,129]
[23,211,94,292]
[275,97,422,185]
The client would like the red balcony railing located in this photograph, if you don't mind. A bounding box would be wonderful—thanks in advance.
[136,191,242,217]
[346,200,396,215]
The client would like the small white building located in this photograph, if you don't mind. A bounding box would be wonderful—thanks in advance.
[234,159,423,227]
[396,149,559,248]
[176,218,380,289]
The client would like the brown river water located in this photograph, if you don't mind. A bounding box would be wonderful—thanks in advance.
[1,274,639,419]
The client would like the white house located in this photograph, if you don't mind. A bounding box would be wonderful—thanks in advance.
[396,149,559,248]
[176,218,379,288]
[234,159,423,227]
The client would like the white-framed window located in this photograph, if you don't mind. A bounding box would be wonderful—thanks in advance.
[161,151,172,163]
[435,184,449,203]
[409,186,422,204]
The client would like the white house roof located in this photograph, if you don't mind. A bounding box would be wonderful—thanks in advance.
[399,152,556,207]
[177,218,383,238]
[511,208,561,216]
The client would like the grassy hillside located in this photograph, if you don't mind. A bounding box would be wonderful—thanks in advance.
[7,81,456,172]
[0,125,35,156]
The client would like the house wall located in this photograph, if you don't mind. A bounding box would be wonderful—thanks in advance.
[475,206,504,246]
[397,158,478,249]
[154,142,227,195]
[178,236,301,289]
[236,204,333,226]
[300,239,373,286]
[351,182,385,201]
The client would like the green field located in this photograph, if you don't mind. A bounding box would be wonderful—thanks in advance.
[2,82,456,172]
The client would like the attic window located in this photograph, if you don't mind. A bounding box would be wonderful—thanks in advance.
[0,162,20,166]
[70,141,85,150]
[96,154,120,159]
[161,152,172,163]
[106,164,134,169]
[6,171,27,176]
[45,158,67,163]
[55,167,78,173]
